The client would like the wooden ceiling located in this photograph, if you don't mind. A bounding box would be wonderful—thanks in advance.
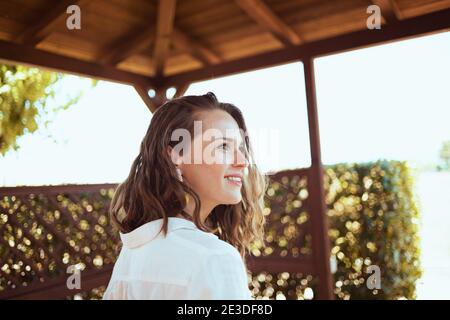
[0,0,449,90]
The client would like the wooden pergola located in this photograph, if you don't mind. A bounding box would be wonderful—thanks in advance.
[1,0,449,300]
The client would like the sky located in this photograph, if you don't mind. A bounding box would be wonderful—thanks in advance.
[0,31,449,186]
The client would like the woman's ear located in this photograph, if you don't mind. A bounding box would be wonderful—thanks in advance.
[167,146,183,167]
[167,146,184,182]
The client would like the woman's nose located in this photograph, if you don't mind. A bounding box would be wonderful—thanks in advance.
[233,149,248,167]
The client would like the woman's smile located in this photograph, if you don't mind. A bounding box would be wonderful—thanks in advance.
[224,174,243,187]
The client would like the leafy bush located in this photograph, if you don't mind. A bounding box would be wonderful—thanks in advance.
[325,160,422,299]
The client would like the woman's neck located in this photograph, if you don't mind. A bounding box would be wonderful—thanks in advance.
[178,195,215,224]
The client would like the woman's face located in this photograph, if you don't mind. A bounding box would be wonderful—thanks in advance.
[178,109,248,212]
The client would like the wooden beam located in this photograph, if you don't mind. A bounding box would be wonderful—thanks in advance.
[0,266,113,300]
[98,26,220,68]
[0,183,118,196]
[0,40,155,87]
[399,1,450,18]
[99,27,155,66]
[98,0,220,68]
[134,86,168,112]
[161,8,450,87]
[371,0,402,23]
[247,256,314,274]
[303,58,334,300]
[135,86,157,112]
[172,29,222,65]
[16,0,90,47]
[153,0,177,76]
[134,82,189,112]
[173,83,190,99]
[235,0,302,46]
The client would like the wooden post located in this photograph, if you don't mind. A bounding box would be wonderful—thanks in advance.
[173,83,190,98]
[134,86,168,113]
[303,56,334,300]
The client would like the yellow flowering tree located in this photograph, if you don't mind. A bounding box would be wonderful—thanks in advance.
[0,64,91,156]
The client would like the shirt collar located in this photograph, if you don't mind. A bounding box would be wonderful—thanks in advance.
[119,217,217,248]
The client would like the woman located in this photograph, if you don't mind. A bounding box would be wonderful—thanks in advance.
[103,92,266,300]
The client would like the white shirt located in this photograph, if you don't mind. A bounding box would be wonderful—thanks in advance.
[103,217,253,300]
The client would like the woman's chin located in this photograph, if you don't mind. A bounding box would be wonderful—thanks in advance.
[220,195,242,205]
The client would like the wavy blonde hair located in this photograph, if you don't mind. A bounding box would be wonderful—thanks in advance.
[110,92,267,261]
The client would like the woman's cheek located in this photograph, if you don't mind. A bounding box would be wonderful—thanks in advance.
[210,149,226,165]
[202,164,223,185]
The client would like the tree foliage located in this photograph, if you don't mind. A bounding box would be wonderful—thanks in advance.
[439,140,450,170]
[0,64,88,156]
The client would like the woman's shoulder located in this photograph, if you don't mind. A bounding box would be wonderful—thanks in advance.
[168,227,241,259]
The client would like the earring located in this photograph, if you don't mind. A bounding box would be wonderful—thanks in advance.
[176,167,183,182]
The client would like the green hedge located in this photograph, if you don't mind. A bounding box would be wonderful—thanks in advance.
[325,160,422,299]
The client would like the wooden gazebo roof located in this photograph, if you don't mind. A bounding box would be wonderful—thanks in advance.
[1,0,449,110]
[1,0,450,300]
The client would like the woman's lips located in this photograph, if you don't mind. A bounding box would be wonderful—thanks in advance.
[224,175,243,186]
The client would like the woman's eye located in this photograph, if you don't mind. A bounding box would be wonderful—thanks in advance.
[219,142,229,150]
